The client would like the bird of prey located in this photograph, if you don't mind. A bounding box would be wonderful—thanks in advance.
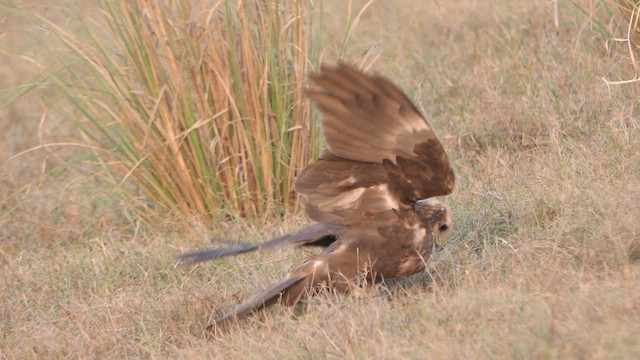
[180,63,455,332]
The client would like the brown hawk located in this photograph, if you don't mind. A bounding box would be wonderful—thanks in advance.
[180,63,455,332]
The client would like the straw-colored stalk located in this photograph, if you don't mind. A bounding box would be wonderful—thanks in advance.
[614,0,640,48]
[38,0,324,222]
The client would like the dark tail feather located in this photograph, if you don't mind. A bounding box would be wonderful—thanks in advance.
[207,274,308,333]
[179,224,345,264]
[178,244,259,264]
[258,223,344,250]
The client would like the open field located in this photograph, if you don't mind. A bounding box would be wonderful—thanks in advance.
[2,0,640,358]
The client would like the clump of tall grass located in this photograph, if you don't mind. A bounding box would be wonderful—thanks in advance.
[36,0,325,222]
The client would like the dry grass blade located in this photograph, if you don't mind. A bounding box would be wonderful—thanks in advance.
[30,0,323,223]
[568,0,640,85]
[614,0,640,49]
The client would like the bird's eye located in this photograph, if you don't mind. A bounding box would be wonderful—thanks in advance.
[439,224,449,232]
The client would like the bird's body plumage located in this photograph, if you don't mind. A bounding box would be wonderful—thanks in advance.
[180,63,455,332]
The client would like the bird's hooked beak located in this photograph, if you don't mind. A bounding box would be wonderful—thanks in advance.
[434,240,445,251]
[434,233,447,251]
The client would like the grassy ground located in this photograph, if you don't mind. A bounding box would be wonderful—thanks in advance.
[2,0,640,358]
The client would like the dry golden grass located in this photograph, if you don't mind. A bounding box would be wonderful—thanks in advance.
[2,0,640,358]
[10,0,322,222]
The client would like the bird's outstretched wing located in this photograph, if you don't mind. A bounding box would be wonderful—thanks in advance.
[297,63,455,225]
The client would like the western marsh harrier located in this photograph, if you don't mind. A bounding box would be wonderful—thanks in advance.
[180,63,455,331]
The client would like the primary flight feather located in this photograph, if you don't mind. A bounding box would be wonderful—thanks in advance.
[180,63,455,332]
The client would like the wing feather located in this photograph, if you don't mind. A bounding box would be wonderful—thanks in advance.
[295,150,394,225]
[306,64,434,163]
[298,63,455,223]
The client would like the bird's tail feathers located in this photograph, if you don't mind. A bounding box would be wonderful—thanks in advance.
[178,244,259,264]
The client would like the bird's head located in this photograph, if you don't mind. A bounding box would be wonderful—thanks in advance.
[414,197,452,250]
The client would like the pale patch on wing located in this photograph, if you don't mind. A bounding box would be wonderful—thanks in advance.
[376,183,400,210]
[333,243,348,253]
[303,182,401,225]
[411,226,427,246]
[336,175,357,187]
[315,187,366,211]
[396,255,426,277]
[312,259,325,270]
[415,197,439,206]
[348,184,402,224]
